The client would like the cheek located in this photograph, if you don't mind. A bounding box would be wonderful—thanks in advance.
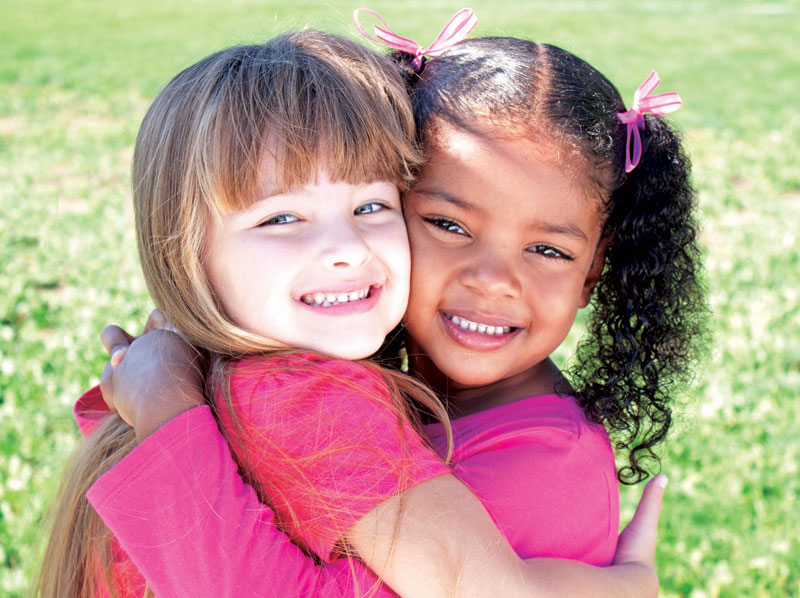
[379,223,412,281]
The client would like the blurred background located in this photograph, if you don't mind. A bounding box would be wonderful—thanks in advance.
[1,1,798,596]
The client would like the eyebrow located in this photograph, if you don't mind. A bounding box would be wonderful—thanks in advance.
[538,221,589,241]
[411,188,483,214]
[413,187,589,241]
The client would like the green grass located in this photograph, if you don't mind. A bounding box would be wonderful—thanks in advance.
[2,1,798,596]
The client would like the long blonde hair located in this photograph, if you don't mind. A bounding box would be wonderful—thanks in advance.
[36,30,449,597]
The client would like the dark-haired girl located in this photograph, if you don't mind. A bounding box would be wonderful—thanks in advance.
[61,13,705,598]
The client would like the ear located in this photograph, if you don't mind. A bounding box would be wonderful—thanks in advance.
[579,240,608,308]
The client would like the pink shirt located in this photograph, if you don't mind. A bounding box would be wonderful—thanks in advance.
[214,354,449,560]
[79,355,618,596]
[424,396,618,563]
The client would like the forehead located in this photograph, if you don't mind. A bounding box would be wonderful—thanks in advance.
[416,122,604,222]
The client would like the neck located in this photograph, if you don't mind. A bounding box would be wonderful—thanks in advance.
[409,350,570,418]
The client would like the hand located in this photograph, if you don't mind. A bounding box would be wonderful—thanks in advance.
[99,322,206,442]
[611,473,668,595]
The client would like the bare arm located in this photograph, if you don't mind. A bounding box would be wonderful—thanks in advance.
[347,474,662,597]
[101,325,661,598]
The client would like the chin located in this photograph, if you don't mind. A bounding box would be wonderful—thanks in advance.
[441,366,506,388]
[314,338,383,361]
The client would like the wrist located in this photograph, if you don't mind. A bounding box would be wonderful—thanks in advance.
[133,392,205,443]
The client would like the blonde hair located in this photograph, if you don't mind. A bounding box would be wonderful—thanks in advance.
[36,30,448,598]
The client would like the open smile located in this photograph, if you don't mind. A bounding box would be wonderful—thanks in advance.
[443,312,517,336]
[301,285,372,307]
[439,311,522,351]
[298,285,383,315]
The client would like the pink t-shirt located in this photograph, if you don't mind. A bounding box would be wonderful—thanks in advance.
[79,355,618,596]
[213,354,449,560]
[424,395,618,564]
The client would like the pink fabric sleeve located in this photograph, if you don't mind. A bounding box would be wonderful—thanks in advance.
[216,354,449,561]
[74,385,113,437]
[87,405,401,598]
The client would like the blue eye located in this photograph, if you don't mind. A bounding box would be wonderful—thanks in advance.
[527,244,573,260]
[354,202,386,215]
[260,213,298,226]
[422,216,467,235]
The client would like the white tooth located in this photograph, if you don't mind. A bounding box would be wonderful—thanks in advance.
[468,322,478,332]
[325,294,337,303]
[360,288,368,299]
[502,326,511,334]
[337,293,349,303]
[322,300,332,306]
[459,319,469,330]
[451,315,461,325]
[313,292,325,304]
[477,324,486,334]
[348,291,359,301]
[486,326,496,335]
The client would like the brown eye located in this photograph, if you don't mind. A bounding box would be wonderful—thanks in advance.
[527,244,573,260]
[422,216,466,235]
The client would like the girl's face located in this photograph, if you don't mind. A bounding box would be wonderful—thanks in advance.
[205,168,410,360]
[403,123,606,401]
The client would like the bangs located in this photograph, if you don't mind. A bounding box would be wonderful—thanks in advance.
[201,31,421,215]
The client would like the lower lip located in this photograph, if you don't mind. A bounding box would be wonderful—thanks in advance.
[439,312,521,351]
[298,286,382,316]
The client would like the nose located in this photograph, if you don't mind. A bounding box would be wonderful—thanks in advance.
[318,220,372,269]
[458,248,522,299]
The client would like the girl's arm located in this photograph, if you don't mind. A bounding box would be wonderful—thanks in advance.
[96,327,659,598]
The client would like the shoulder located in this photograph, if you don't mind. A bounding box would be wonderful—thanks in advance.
[440,393,614,468]
[232,351,382,386]
[222,352,393,426]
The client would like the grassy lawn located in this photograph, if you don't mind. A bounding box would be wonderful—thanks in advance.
[1,1,798,596]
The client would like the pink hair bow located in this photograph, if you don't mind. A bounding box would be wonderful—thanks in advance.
[617,71,682,173]
[354,7,478,71]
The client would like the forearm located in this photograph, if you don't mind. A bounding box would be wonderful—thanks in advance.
[519,559,657,598]
[347,476,657,598]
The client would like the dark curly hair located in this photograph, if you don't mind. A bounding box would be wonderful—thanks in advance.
[391,38,708,484]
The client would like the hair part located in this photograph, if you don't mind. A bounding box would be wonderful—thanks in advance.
[396,37,708,483]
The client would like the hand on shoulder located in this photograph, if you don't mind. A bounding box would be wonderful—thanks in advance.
[100,318,205,442]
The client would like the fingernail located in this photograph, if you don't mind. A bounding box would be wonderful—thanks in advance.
[655,474,668,489]
[110,347,127,367]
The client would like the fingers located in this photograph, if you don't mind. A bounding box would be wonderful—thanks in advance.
[101,325,135,365]
[614,474,668,566]
[99,359,117,413]
[633,474,667,533]
[143,309,178,334]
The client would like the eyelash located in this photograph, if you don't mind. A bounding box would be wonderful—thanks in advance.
[354,201,388,215]
[527,245,574,261]
[422,216,466,235]
[423,216,573,261]
[259,213,298,226]
[258,202,391,227]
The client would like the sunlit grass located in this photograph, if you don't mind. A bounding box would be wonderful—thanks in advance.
[2,1,798,596]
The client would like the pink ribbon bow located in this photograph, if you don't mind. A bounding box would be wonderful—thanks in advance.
[354,7,478,71]
[617,71,682,173]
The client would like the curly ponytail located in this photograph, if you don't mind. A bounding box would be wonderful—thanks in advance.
[572,115,709,483]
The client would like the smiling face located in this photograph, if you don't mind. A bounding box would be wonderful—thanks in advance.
[204,168,410,360]
[403,122,607,406]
